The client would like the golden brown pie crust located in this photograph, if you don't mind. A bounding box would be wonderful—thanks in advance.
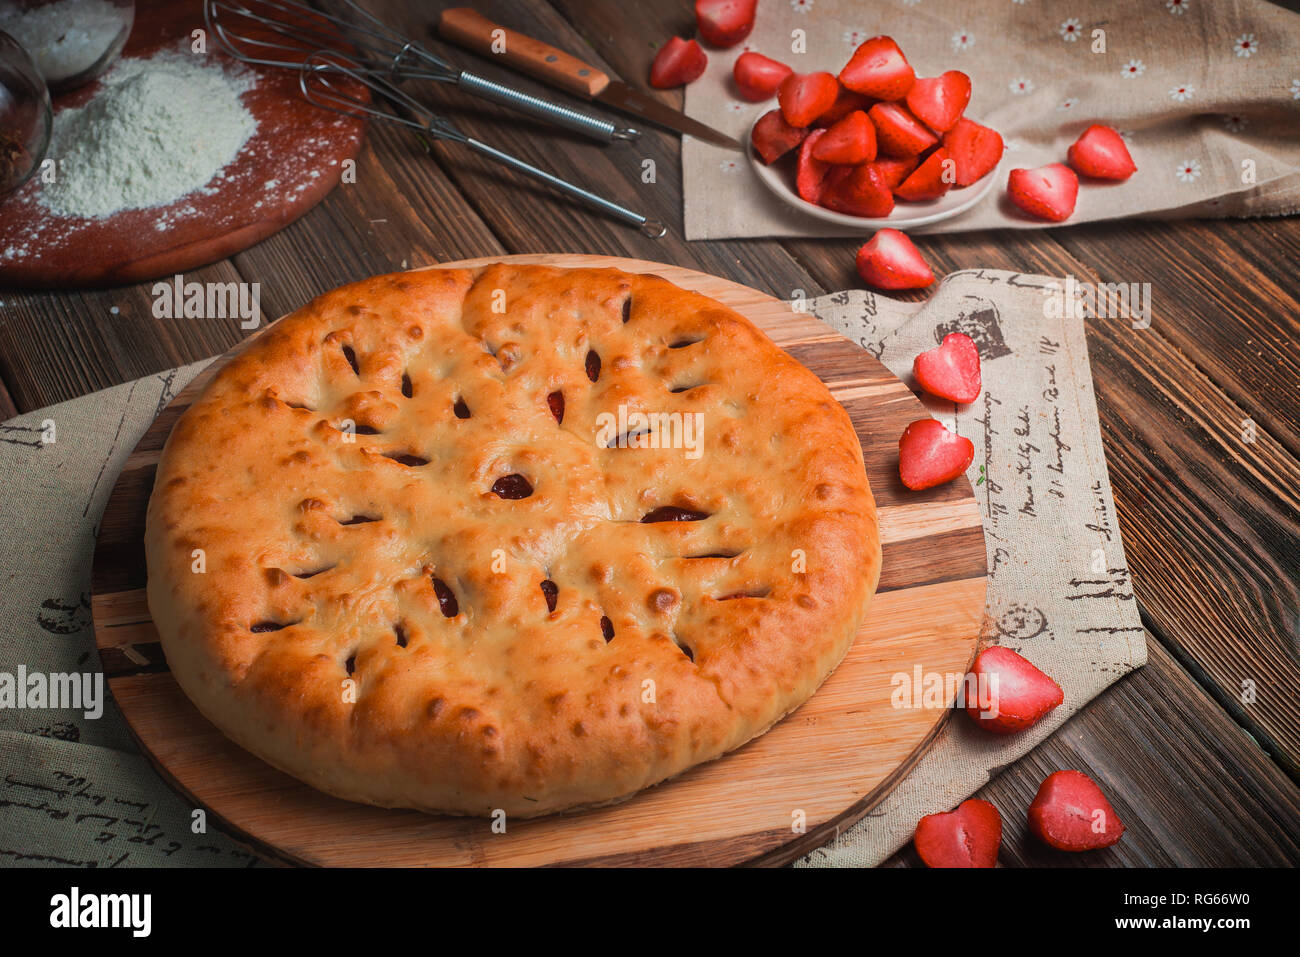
[145,264,881,816]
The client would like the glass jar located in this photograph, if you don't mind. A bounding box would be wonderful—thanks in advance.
[0,0,134,93]
[0,29,51,196]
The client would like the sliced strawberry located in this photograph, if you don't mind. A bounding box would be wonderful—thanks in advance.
[1028,770,1126,851]
[898,418,972,490]
[894,147,953,201]
[964,646,1063,732]
[871,155,919,190]
[1008,163,1079,222]
[857,228,934,291]
[821,161,894,217]
[942,118,1004,186]
[815,84,873,126]
[649,37,707,89]
[905,71,971,134]
[913,332,981,403]
[750,109,806,164]
[733,51,793,101]
[811,110,876,165]
[1067,124,1137,181]
[868,102,937,157]
[914,799,1002,868]
[778,71,840,127]
[695,0,757,48]
[795,129,832,204]
[839,36,915,101]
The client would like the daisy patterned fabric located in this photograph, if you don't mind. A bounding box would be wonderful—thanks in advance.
[683,0,1300,238]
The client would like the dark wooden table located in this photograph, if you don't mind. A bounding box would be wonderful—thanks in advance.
[2,0,1297,867]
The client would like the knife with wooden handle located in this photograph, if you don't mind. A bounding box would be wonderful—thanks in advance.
[437,7,743,150]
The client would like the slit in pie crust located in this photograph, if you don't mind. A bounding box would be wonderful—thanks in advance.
[145,264,881,817]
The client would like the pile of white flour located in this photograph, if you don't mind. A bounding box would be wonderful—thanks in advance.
[42,51,258,219]
[0,0,132,84]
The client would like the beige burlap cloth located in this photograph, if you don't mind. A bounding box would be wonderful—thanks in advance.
[684,0,1300,239]
[0,269,1144,866]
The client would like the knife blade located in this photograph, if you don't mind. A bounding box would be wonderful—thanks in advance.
[437,7,743,151]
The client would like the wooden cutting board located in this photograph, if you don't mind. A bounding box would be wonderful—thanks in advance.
[0,0,366,289]
[90,254,987,867]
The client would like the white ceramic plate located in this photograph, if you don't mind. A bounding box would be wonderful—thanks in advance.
[748,113,1000,230]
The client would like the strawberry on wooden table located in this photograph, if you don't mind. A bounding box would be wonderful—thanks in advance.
[751,109,806,164]
[733,51,792,101]
[914,799,1002,868]
[795,129,832,204]
[695,0,757,48]
[942,117,1004,186]
[649,37,707,88]
[1068,124,1137,181]
[1008,162,1079,222]
[856,228,934,290]
[811,110,876,165]
[964,646,1064,733]
[839,36,915,101]
[778,71,840,127]
[898,418,974,490]
[913,332,981,403]
[869,102,938,158]
[894,147,953,201]
[905,71,971,133]
[822,161,894,217]
[1028,770,1126,851]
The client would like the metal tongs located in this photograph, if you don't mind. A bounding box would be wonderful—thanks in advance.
[205,0,641,144]
[299,54,666,238]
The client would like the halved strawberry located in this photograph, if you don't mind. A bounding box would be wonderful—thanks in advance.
[821,161,894,217]
[1067,124,1137,181]
[751,108,806,164]
[942,117,1004,186]
[1028,770,1126,851]
[914,799,1002,868]
[815,85,873,126]
[898,418,972,490]
[649,37,707,89]
[1007,163,1079,222]
[894,147,953,201]
[913,332,981,402]
[839,36,915,101]
[964,646,1063,733]
[811,110,876,165]
[733,51,793,101]
[905,71,971,133]
[795,129,832,204]
[778,71,840,127]
[695,0,757,48]
[868,102,937,157]
[856,228,934,292]
[871,155,919,190]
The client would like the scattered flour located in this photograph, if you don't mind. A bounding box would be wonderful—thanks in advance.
[0,0,133,85]
[41,51,258,219]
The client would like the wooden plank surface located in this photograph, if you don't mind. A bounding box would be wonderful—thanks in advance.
[90,255,988,867]
[3,0,1298,866]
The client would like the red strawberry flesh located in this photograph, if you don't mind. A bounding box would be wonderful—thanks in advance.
[1028,770,1126,851]
[733,51,792,101]
[914,798,1002,868]
[649,36,707,89]
[1067,124,1137,180]
[964,645,1063,733]
[839,36,915,101]
[857,228,934,290]
[898,417,973,490]
[1007,162,1079,222]
[905,71,971,133]
[913,332,981,403]
[779,71,840,127]
[695,0,757,48]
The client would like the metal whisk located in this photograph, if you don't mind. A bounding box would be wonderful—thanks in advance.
[300,54,666,238]
[205,0,640,144]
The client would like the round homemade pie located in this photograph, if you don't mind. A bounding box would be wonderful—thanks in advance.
[145,263,881,817]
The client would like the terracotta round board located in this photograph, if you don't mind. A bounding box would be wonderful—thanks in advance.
[90,254,988,867]
[0,0,366,289]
